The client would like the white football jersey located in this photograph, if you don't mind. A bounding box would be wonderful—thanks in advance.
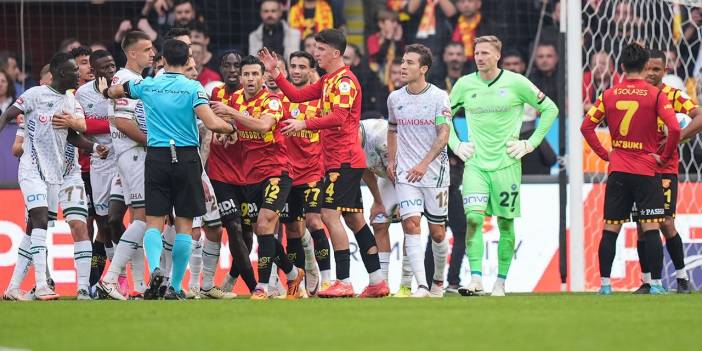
[76,80,116,173]
[361,118,389,179]
[109,68,147,156]
[387,84,450,188]
[13,85,85,184]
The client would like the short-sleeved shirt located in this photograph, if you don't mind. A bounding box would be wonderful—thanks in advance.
[207,85,245,185]
[126,72,208,147]
[656,83,698,174]
[229,88,289,185]
[319,66,365,170]
[388,83,450,188]
[13,85,85,184]
[585,78,676,176]
[281,95,324,185]
[360,118,389,179]
[76,80,115,173]
[450,69,549,171]
[109,68,147,156]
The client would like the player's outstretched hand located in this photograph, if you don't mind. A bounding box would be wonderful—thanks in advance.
[213,133,237,147]
[52,112,74,129]
[281,119,306,135]
[97,77,109,97]
[258,47,279,73]
[203,179,214,202]
[94,144,109,159]
[506,140,534,160]
[453,141,475,162]
[210,101,233,118]
[406,162,428,183]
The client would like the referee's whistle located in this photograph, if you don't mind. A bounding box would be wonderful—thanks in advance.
[169,139,178,164]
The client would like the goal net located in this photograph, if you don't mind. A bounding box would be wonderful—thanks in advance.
[581,0,702,291]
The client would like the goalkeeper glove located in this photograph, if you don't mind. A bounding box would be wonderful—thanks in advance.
[453,141,475,162]
[506,140,535,160]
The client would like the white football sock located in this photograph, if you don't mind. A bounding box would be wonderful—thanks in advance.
[8,235,32,290]
[652,279,662,286]
[201,238,220,291]
[369,269,384,285]
[73,240,92,291]
[161,225,176,278]
[30,228,49,289]
[104,220,146,283]
[321,270,331,284]
[131,246,146,293]
[404,233,427,288]
[378,252,390,281]
[642,272,651,284]
[105,245,114,261]
[432,237,449,283]
[676,269,687,280]
[188,238,203,289]
[301,229,316,266]
[601,277,611,286]
[400,254,412,287]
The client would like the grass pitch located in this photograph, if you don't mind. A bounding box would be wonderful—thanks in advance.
[0,293,699,351]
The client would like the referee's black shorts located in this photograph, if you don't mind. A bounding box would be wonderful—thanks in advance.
[145,146,205,218]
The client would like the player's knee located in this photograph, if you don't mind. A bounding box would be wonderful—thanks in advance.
[401,215,421,233]
[68,220,90,241]
[28,207,49,230]
[305,214,324,231]
[661,218,676,238]
[320,209,340,226]
[640,221,660,232]
[466,211,484,228]
[496,217,514,234]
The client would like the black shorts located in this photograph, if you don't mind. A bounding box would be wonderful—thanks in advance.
[144,147,205,218]
[604,172,664,225]
[241,173,293,223]
[210,179,244,223]
[631,173,678,221]
[321,164,363,213]
[281,180,323,223]
[81,171,96,217]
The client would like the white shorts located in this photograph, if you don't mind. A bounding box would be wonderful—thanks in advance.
[109,174,131,205]
[370,177,401,225]
[90,170,117,216]
[18,165,58,213]
[192,171,221,228]
[395,182,449,224]
[117,148,146,208]
[50,173,89,223]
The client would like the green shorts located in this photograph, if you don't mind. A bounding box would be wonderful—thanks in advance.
[462,162,522,218]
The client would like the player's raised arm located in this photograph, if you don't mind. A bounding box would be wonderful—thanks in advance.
[580,94,609,161]
[259,47,323,102]
[657,92,681,163]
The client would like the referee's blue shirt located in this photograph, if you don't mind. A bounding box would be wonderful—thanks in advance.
[126,72,209,147]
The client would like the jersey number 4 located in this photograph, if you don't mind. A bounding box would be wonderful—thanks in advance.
[615,100,640,136]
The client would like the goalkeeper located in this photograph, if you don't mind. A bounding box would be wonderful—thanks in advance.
[448,36,558,297]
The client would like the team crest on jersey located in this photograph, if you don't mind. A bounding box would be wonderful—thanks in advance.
[339,81,351,93]
[48,103,54,107]
[88,103,94,108]
[307,181,317,188]
[329,172,340,182]
[662,179,672,188]
[111,76,120,85]
[268,99,281,111]
[498,88,507,96]
[292,108,301,118]
[39,114,49,124]
[269,177,280,186]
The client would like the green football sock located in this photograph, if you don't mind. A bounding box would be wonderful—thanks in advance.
[466,211,485,276]
[497,217,516,279]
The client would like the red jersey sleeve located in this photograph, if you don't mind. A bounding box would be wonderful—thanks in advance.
[275,72,323,102]
[657,92,680,162]
[580,94,609,161]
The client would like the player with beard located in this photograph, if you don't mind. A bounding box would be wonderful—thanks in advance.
[278,51,332,295]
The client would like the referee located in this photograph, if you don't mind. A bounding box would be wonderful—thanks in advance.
[104,39,236,299]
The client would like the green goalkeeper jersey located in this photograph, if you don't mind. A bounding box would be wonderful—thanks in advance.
[448,69,559,171]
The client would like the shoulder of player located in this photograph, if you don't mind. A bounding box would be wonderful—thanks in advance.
[387,87,404,101]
